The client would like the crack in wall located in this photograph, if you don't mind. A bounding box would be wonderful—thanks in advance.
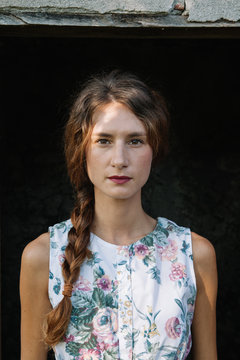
[10,13,29,24]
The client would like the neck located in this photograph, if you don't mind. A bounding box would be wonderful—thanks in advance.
[91,191,156,246]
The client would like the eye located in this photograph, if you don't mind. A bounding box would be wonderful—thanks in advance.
[128,139,144,145]
[97,138,111,144]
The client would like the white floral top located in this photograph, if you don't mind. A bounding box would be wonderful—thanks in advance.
[49,217,196,360]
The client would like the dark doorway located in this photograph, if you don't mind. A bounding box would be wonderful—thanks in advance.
[1,36,240,359]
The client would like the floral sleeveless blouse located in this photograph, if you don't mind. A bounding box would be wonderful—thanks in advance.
[49,217,196,360]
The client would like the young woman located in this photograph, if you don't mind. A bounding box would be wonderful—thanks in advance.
[20,70,218,360]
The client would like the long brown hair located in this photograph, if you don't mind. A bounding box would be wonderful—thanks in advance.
[44,70,170,346]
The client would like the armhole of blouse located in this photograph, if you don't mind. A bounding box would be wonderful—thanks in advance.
[48,225,55,308]
[188,228,197,297]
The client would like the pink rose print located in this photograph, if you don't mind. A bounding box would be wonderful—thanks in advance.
[73,276,91,292]
[96,275,111,291]
[92,307,118,347]
[157,239,178,261]
[78,348,101,360]
[58,253,65,265]
[128,348,133,359]
[63,334,74,344]
[135,244,149,259]
[165,317,181,339]
[169,262,186,281]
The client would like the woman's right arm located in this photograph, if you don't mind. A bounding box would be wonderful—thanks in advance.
[20,233,53,360]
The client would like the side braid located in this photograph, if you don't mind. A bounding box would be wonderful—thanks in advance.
[44,186,94,347]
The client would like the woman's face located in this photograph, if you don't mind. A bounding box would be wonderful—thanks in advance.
[85,101,153,201]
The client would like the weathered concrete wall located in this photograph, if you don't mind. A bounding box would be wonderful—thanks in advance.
[0,0,240,25]
[185,0,240,22]
[0,0,173,13]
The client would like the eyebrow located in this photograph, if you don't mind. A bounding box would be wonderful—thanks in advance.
[92,132,147,137]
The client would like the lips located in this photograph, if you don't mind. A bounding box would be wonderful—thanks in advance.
[109,176,131,180]
[108,176,132,184]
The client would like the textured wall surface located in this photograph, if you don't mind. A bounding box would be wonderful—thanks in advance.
[0,0,173,13]
[186,0,240,22]
[0,0,240,24]
[1,37,240,360]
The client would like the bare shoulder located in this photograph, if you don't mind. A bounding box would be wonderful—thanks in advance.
[21,232,50,271]
[190,233,218,358]
[191,231,217,278]
[191,232,216,260]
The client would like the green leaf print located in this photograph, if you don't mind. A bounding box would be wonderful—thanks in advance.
[77,327,92,343]
[92,287,106,307]
[157,345,178,358]
[71,306,97,328]
[53,278,61,295]
[103,352,114,360]
[66,341,81,356]
[103,348,118,360]
[153,310,161,321]
[93,265,105,279]
[105,293,114,307]
[143,257,150,267]
[188,284,196,301]
[50,227,55,238]
[71,291,92,308]
[149,342,161,357]
[143,253,155,267]
[146,338,152,352]
[87,252,101,266]
[162,351,178,359]
[81,335,97,349]
[134,351,147,360]
[159,223,169,235]
[118,260,127,266]
[174,298,185,316]
[181,240,190,255]
[154,229,169,246]
[55,221,68,233]
[50,241,58,249]
[132,329,140,347]
[132,302,146,321]
[147,266,161,284]
[124,331,134,348]
[141,235,153,247]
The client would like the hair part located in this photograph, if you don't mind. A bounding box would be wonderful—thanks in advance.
[43,69,170,346]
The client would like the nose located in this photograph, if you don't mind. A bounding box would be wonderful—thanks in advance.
[110,142,128,169]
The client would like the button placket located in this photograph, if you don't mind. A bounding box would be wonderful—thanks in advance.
[116,246,133,359]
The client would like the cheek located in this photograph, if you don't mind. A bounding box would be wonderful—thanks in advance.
[137,149,153,180]
[85,150,95,181]
[139,148,153,168]
[86,149,104,181]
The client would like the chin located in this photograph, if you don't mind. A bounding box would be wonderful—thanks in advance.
[108,189,140,201]
[94,184,142,201]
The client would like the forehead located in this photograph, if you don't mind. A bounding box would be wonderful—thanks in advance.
[91,102,146,134]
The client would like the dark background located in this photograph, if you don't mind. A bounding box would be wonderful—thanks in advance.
[1,35,240,359]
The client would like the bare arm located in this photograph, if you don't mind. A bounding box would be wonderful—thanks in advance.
[191,232,218,360]
[20,233,52,360]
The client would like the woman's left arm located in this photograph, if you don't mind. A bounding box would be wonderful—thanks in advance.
[191,232,218,360]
